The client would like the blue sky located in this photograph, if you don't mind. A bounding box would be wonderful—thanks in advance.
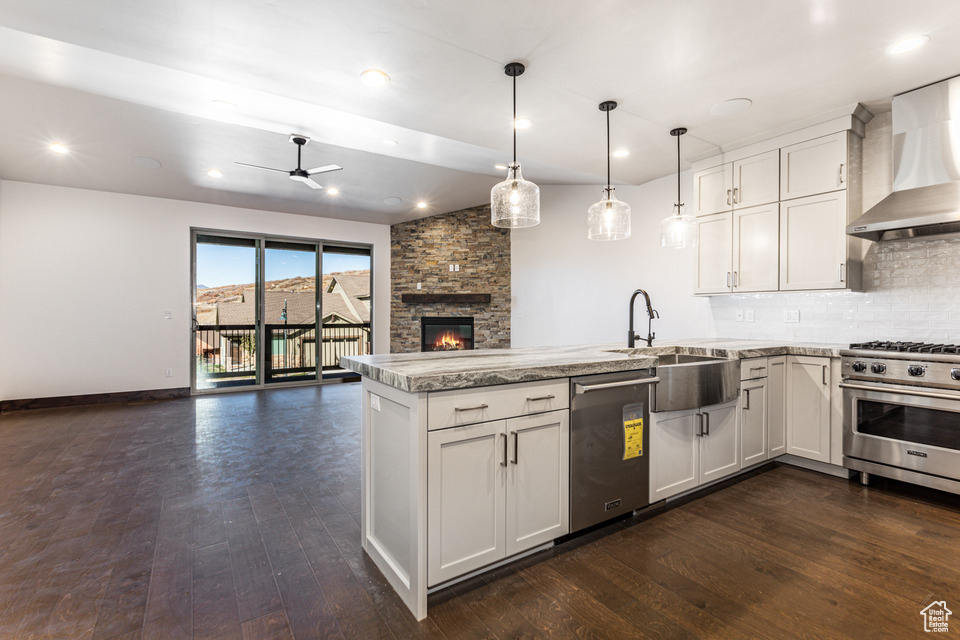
[196,244,370,288]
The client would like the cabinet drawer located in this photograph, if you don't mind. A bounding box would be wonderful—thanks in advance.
[427,379,569,431]
[741,358,768,380]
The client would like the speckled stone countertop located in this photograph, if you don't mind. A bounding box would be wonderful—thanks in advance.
[340,338,846,393]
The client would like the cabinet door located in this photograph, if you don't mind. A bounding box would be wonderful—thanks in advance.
[780,132,848,200]
[739,378,768,468]
[767,356,787,457]
[693,163,733,216]
[427,420,506,586]
[505,411,569,556]
[695,212,733,295]
[699,398,740,484]
[785,356,831,463]
[733,150,779,208]
[650,408,700,502]
[779,191,848,291]
[733,203,779,293]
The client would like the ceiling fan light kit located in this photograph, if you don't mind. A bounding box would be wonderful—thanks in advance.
[659,127,697,249]
[236,135,342,191]
[491,62,540,229]
[587,100,631,241]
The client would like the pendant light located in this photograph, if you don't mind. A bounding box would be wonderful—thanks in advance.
[587,101,631,240]
[659,127,697,248]
[491,62,540,228]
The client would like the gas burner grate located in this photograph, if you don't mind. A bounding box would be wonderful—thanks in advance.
[849,341,960,353]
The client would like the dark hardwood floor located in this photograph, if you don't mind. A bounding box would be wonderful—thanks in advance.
[1,384,959,639]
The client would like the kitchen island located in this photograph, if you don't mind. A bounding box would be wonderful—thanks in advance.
[340,339,845,620]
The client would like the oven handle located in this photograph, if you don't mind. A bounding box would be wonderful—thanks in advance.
[839,382,960,402]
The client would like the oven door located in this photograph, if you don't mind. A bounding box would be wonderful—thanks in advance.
[842,381,960,480]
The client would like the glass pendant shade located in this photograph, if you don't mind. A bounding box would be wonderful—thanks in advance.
[587,188,631,240]
[660,204,698,248]
[491,164,540,228]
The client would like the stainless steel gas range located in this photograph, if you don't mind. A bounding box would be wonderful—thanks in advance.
[841,341,960,493]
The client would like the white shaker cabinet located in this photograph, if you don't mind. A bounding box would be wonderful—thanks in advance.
[695,212,734,294]
[427,409,569,586]
[780,132,849,201]
[779,191,849,290]
[650,399,740,502]
[693,150,779,217]
[767,356,787,457]
[740,377,769,468]
[785,356,832,463]
[733,203,780,292]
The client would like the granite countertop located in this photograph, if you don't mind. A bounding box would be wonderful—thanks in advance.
[340,338,847,393]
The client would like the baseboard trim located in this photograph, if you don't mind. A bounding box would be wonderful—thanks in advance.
[0,387,190,412]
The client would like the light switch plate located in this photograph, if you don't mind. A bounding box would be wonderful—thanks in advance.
[784,310,800,323]
[448,264,454,272]
[370,394,381,412]
[746,310,755,322]
[164,368,173,378]
[417,282,421,290]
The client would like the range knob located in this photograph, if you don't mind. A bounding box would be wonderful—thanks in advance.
[852,361,867,373]
[952,369,960,381]
[908,365,926,377]
[871,362,886,374]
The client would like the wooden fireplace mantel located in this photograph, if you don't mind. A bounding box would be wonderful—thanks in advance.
[400,293,491,304]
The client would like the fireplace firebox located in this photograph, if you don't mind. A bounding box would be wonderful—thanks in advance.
[421,317,474,352]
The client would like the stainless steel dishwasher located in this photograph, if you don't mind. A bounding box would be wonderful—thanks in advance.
[569,368,658,533]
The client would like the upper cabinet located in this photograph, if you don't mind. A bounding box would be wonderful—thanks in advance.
[693,150,779,216]
[692,123,864,295]
[780,132,848,201]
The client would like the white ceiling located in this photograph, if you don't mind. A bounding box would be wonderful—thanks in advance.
[1,0,959,224]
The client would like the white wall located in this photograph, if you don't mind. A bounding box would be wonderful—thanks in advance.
[511,174,710,347]
[0,181,390,401]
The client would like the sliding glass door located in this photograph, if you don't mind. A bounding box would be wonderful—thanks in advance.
[191,230,372,393]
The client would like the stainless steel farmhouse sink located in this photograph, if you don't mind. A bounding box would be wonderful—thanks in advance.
[652,353,740,412]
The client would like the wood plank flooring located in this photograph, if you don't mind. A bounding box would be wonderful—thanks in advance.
[1,384,959,639]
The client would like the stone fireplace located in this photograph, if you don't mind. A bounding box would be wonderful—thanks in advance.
[421,317,474,351]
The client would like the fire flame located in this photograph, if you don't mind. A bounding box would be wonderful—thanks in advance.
[433,330,464,350]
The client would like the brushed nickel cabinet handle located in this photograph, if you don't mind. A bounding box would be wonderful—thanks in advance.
[455,404,489,412]
[704,412,710,436]
[501,432,507,467]
[726,272,732,288]
[743,389,750,410]
[839,263,846,283]
[526,395,556,402]
[726,189,732,206]
[838,163,845,185]
[696,413,703,437]
[822,365,828,386]
[512,431,519,464]
[733,187,739,204]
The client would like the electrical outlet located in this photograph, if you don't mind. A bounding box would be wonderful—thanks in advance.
[746,310,755,322]
[455,264,460,272]
[736,310,744,322]
[448,264,454,272]
[370,394,381,412]
[163,310,172,320]
[164,368,173,378]
[417,282,421,290]
[784,310,800,323]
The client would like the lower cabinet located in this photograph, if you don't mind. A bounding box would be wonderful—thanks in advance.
[739,376,768,468]
[426,409,568,586]
[767,356,787,457]
[785,356,832,462]
[650,398,739,502]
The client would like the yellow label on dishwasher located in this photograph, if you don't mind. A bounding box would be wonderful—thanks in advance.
[623,418,644,460]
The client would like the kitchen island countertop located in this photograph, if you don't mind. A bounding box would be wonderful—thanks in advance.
[340,338,846,393]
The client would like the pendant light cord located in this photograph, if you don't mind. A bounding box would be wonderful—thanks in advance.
[606,108,612,195]
[676,132,681,206]
[512,74,517,165]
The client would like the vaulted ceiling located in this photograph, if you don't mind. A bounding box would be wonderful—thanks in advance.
[1,0,959,223]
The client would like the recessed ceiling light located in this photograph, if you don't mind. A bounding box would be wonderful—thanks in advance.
[886,35,929,55]
[361,69,390,87]
[207,168,223,178]
[326,187,340,196]
[132,156,162,169]
[612,149,630,158]
[384,197,403,206]
[710,98,753,117]
[382,139,400,145]
[211,99,237,108]
[494,164,508,170]
[514,118,533,130]
[417,202,428,209]
[48,143,68,154]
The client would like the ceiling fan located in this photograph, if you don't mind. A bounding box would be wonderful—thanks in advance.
[235,134,342,189]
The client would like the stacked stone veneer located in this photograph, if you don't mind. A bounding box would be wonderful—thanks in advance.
[391,204,510,352]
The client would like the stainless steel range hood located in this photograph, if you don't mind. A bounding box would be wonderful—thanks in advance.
[847,76,960,241]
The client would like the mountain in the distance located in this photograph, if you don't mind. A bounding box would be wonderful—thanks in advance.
[196,284,209,289]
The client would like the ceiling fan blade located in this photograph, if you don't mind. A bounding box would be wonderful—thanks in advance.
[305,164,343,176]
[234,161,289,173]
[290,174,323,189]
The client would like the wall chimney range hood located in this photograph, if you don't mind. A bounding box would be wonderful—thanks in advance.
[847,75,960,241]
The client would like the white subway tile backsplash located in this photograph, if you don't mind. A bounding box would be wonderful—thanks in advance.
[709,232,960,343]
